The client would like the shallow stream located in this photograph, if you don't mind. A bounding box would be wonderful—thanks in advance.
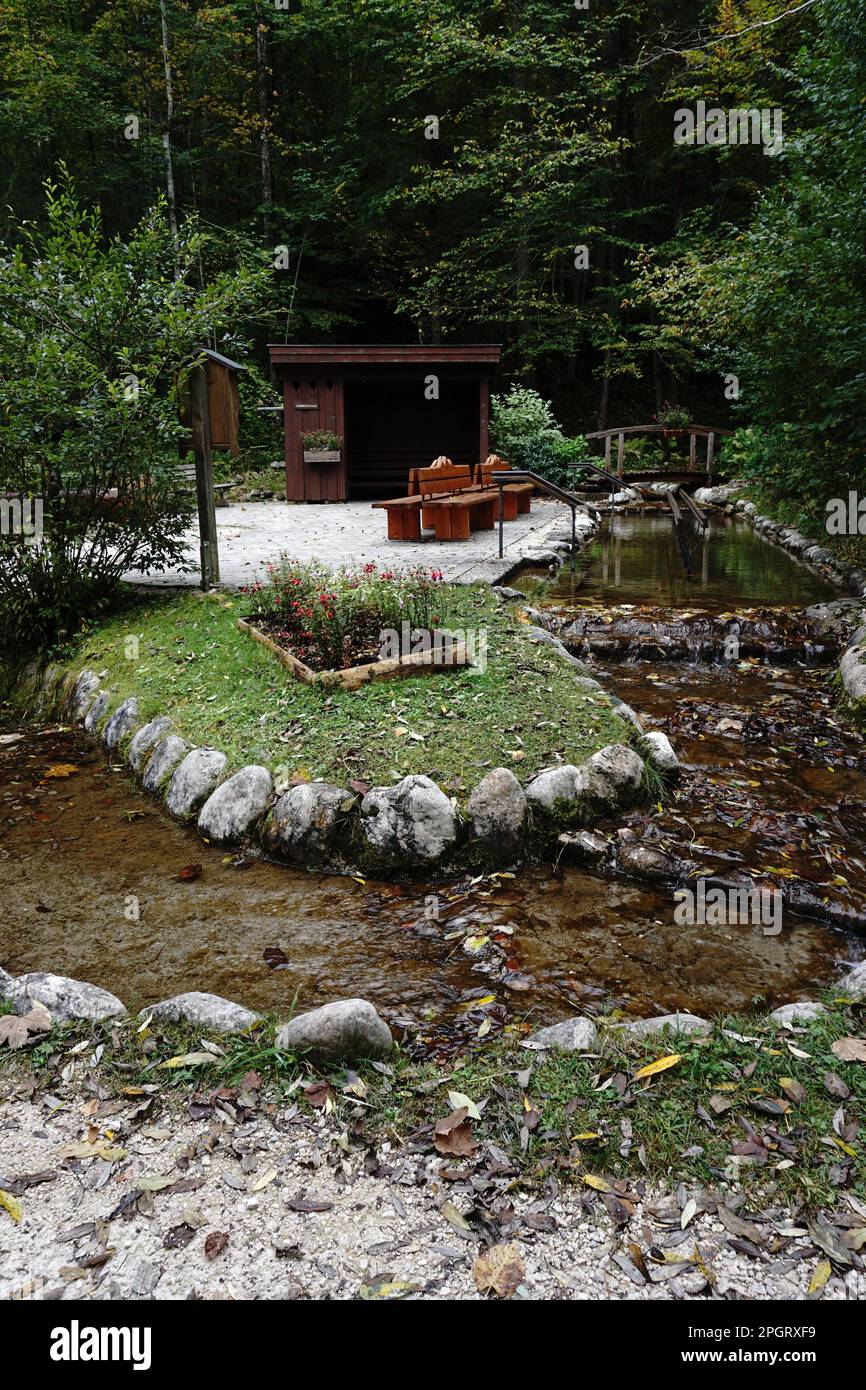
[2,512,864,1047]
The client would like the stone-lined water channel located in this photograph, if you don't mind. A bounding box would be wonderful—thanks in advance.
[2,512,864,1050]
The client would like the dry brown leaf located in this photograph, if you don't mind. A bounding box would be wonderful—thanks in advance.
[434,1107,477,1157]
[831,1037,866,1064]
[473,1242,524,1298]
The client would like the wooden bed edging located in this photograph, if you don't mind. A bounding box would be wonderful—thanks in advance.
[237,617,474,691]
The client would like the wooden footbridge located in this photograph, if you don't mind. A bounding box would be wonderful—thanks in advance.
[584,423,731,484]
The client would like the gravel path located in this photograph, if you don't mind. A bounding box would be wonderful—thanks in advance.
[2,1092,863,1302]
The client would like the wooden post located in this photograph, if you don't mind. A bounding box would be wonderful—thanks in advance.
[706,431,715,483]
[190,363,220,589]
[479,376,490,462]
[689,430,697,470]
[604,434,611,468]
[617,431,625,479]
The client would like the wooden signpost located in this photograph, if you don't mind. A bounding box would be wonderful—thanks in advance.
[185,349,246,590]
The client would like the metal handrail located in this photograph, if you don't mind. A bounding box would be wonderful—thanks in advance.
[490,469,598,573]
[675,485,708,530]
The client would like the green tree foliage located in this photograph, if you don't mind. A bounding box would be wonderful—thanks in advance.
[0,175,270,649]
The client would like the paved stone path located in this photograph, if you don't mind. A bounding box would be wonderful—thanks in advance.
[123,499,568,589]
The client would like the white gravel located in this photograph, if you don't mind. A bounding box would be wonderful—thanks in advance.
[1,1091,863,1302]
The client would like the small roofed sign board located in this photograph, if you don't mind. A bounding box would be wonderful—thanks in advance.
[201,348,244,456]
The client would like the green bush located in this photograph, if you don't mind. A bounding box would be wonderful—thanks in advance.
[724,425,866,535]
[0,175,270,653]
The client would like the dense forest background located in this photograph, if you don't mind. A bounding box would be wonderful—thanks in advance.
[1,0,864,511]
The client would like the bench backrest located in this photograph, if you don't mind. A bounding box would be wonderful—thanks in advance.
[475,455,512,486]
[410,464,474,499]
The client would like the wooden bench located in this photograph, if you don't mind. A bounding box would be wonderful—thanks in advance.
[372,460,506,541]
[475,456,534,516]
[372,463,477,541]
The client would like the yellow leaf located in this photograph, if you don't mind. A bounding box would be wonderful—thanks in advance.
[583,1174,611,1192]
[833,1137,858,1158]
[477,1019,491,1037]
[574,1132,601,1141]
[45,763,78,778]
[0,1189,23,1223]
[633,1053,682,1081]
[159,1052,217,1069]
[808,1259,831,1295]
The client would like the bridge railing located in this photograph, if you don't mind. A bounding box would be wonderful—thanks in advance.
[583,423,732,481]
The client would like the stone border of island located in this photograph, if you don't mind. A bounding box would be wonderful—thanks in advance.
[4,962,864,1061]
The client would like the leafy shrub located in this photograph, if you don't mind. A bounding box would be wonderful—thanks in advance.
[0,175,270,654]
[514,433,592,490]
[724,425,866,536]
[242,559,451,670]
[490,386,561,457]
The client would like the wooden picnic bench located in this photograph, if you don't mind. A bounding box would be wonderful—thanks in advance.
[369,458,530,539]
[372,460,501,541]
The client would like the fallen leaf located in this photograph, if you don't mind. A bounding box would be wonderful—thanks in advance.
[633,1054,681,1081]
[434,1107,477,1157]
[0,1190,23,1223]
[831,1038,866,1064]
[204,1231,229,1259]
[158,1052,217,1069]
[176,864,202,882]
[808,1259,832,1295]
[45,764,79,778]
[473,1242,525,1298]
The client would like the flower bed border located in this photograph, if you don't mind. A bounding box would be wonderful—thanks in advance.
[237,616,474,691]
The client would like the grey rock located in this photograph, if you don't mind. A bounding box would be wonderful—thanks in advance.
[770,1001,827,1026]
[128,717,173,772]
[611,700,643,732]
[840,626,866,701]
[141,991,259,1034]
[360,774,457,865]
[197,764,273,844]
[525,1016,598,1052]
[557,829,611,864]
[0,965,13,998]
[584,743,644,804]
[694,483,745,506]
[83,690,109,734]
[617,843,679,881]
[467,767,526,853]
[67,669,101,721]
[525,764,584,810]
[142,734,190,794]
[103,697,140,751]
[838,961,866,999]
[611,487,640,505]
[8,972,126,1022]
[643,729,680,778]
[165,747,227,820]
[492,586,525,602]
[619,1012,711,1039]
[262,782,349,864]
[520,548,559,565]
[275,998,392,1062]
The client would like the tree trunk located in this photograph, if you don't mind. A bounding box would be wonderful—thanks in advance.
[597,348,612,432]
[159,0,180,265]
[254,3,274,243]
